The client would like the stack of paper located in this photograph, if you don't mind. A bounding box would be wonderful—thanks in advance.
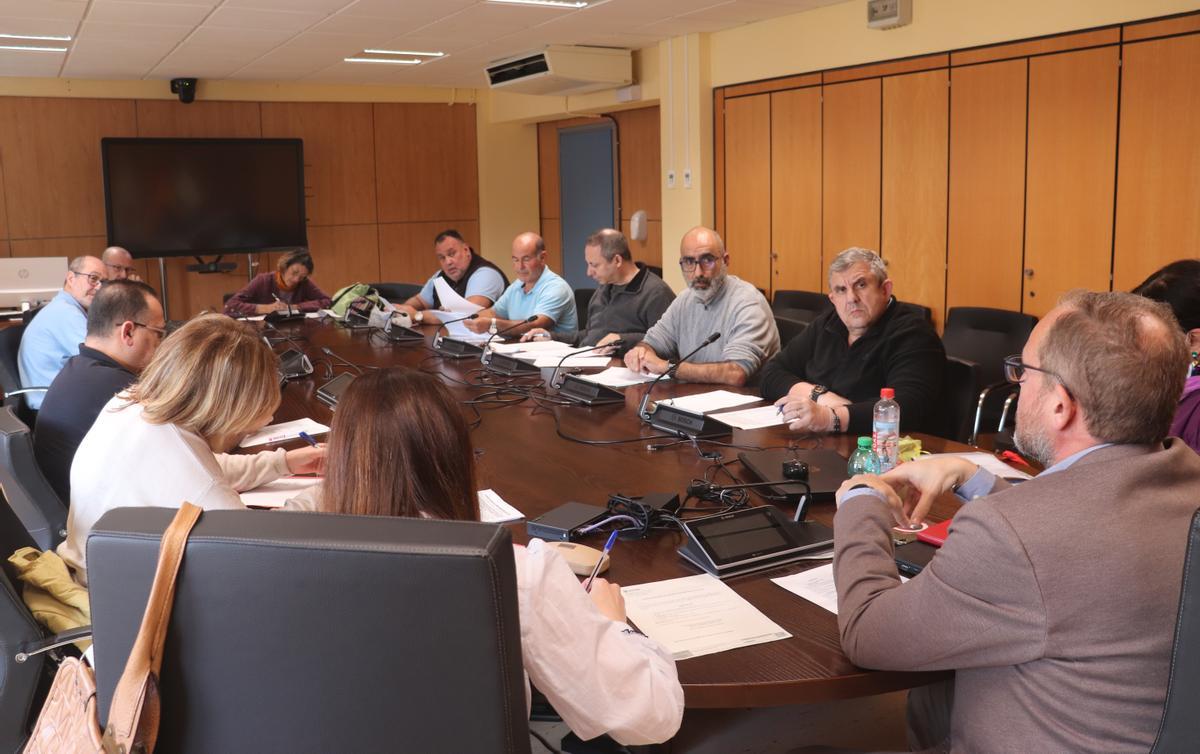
[238,418,330,448]
[577,367,663,387]
[478,489,524,523]
[659,390,760,414]
[711,404,786,430]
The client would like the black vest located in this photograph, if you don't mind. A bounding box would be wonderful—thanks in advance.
[433,253,509,309]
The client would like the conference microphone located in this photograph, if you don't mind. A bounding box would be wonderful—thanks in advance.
[550,339,627,389]
[432,312,486,359]
[481,315,539,365]
[438,312,480,328]
[320,346,364,375]
[637,332,721,423]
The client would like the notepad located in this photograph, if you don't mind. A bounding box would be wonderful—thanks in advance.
[658,390,760,414]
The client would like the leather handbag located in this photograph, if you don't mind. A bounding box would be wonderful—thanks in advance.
[23,502,202,754]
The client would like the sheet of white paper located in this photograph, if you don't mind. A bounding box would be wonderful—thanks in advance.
[530,355,611,368]
[712,404,786,430]
[238,418,330,448]
[441,317,493,343]
[621,574,792,660]
[241,476,322,509]
[478,489,524,523]
[304,311,323,319]
[772,562,908,615]
[659,390,761,414]
[577,367,664,387]
[938,452,1033,480]
[243,314,266,321]
[319,308,339,319]
[488,340,576,355]
[433,277,483,314]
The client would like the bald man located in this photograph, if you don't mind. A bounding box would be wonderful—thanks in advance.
[624,227,778,386]
[101,246,140,281]
[466,232,577,338]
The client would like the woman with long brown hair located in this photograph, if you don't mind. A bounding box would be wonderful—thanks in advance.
[288,368,684,745]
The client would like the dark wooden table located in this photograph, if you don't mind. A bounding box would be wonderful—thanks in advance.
[262,317,964,708]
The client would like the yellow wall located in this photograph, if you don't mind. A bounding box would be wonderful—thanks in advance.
[711,0,1200,87]
[475,90,540,268]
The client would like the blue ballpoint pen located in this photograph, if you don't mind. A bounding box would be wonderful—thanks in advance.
[584,530,619,592]
[297,431,319,447]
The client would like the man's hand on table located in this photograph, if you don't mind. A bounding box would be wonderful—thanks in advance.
[836,475,911,527]
[881,456,980,525]
[773,395,835,434]
[624,345,669,376]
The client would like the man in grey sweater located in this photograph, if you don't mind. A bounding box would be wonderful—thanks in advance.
[523,229,674,356]
[624,226,779,386]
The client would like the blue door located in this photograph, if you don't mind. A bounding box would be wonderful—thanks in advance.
[558,123,617,290]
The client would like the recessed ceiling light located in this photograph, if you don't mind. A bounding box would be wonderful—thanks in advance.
[344,57,423,65]
[0,33,72,42]
[487,0,590,8]
[363,49,444,57]
[0,44,68,53]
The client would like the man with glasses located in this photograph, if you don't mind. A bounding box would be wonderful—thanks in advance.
[831,291,1200,752]
[17,255,107,410]
[466,231,576,337]
[761,247,945,435]
[34,280,164,502]
[623,226,778,386]
[101,245,140,281]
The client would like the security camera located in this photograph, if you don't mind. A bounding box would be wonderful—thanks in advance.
[170,78,197,104]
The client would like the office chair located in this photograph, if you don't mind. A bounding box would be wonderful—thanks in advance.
[0,407,67,550]
[774,315,808,348]
[772,289,831,325]
[0,324,46,427]
[369,282,423,303]
[942,307,1038,445]
[941,356,983,444]
[1150,506,1200,753]
[88,508,531,753]
[896,300,933,323]
[575,288,595,330]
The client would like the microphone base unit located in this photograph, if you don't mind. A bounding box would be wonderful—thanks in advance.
[433,335,485,359]
[383,324,424,342]
[646,403,732,440]
[484,352,541,376]
[557,374,625,406]
[264,311,306,323]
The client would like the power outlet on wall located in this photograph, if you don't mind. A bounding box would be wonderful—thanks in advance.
[666,170,676,189]
[683,169,692,188]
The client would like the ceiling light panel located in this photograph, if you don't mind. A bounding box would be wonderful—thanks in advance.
[0,32,71,41]
[344,57,422,64]
[487,0,590,7]
[0,44,68,52]
[363,49,444,57]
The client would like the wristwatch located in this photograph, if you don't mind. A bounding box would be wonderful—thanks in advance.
[413,311,423,323]
[810,385,828,402]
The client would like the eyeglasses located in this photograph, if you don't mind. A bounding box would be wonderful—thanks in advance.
[132,321,167,339]
[679,254,720,272]
[70,271,103,287]
[1004,354,1074,397]
[105,263,138,276]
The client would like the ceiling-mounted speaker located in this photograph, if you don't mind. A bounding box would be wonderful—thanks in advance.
[630,210,648,243]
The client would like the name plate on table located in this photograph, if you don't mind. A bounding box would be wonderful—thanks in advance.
[557,374,625,405]
[647,403,731,439]
[433,334,484,359]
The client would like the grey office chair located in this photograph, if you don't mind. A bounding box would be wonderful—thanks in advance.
[772,290,831,324]
[774,315,808,348]
[942,307,1038,445]
[1150,507,1200,753]
[0,407,67,550]
[0,324,46,428]
[369,282,423,303]
[88,508,531,753]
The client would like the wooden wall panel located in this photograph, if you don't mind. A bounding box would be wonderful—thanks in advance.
[374,103,478,224]
[951,28,1120,66]
[261,102,377,226]
[11,236,108,259]
[134,100,261,137]
[882,69,949,329]
[723,94,772,292]
[612,106,661,222]
[946,59,1027,312]
[770,87,822,294]
[823,53,948,85]
[1121,12,1200,42]
[822,78,881,262]
[1023,46,1119,317]
[0,97,136,238]
[1113,34,1200,291]
[378,221,481,286]
[622,218,662,269]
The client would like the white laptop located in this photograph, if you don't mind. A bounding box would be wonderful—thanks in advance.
[0,257,66,311]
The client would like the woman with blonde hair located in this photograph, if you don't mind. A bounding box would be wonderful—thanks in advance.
[59,314,323,583]
[287,368,684,746]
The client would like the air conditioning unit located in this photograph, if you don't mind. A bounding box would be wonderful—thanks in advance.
[486,45,632,96]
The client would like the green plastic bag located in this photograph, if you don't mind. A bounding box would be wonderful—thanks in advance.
[329,283,380,317]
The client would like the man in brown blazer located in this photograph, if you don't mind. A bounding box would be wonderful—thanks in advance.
[832,290,1200,752]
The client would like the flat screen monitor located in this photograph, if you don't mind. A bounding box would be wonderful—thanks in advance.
[101,138,307,260]
[0,256,65,311]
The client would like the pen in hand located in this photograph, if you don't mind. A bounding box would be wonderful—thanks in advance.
[584,530,620,592]
[297,431,320,447]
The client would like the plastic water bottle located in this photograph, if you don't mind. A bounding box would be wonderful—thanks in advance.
[847,436,881,476]
[872,387,900,472]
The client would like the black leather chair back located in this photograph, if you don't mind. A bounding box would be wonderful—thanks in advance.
[0,407,67,550]
[0,324,22,396]
[0,487,44,754]
[772,290,831,324]
[88,508,531,754]
[369,282,423,303]
[942,307,1037,390]
[575,288,595,329]
[774,315,808,348]
[941,356,982,444]
[1151,507,1200,753]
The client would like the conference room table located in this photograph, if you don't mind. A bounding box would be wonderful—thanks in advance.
[260,315,966,711]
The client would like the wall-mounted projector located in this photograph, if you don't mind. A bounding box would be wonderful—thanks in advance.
[486,45,632,96]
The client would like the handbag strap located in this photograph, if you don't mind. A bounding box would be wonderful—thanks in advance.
[104,502,202,750]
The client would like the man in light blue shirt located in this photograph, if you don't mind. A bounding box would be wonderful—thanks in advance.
[18,255,106,410]
[466,232,577,337]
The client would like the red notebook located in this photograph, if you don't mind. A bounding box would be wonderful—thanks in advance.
[916,518,953,547]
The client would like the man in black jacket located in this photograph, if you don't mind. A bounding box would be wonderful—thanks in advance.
[761,248,944,436]
[34,280,164,502]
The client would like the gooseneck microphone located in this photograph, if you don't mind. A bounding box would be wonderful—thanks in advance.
[481,315,539,364]
[320,346,364,375]
[438,312,480,328]
[637,332,721,422]
[550,339,627,389]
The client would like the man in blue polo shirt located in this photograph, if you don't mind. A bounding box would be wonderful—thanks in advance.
[466,231,577,337]
[18,255,107,410]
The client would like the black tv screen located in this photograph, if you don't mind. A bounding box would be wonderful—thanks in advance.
[102,138,307,259]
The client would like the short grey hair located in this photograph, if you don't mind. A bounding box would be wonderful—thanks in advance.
[829,247,888,285]
[585,228,631,262]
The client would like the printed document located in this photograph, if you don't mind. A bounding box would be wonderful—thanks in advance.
[578,367,665,387]
[241,476,322,509]
[529,355,611,368]
[479,489,523,523]
[238,418,330,448]
[772,563,906,615]
[440,317,492,343]
[659,390,760,414]
[711,404,787,430]
[621,574,791,660]
[433,277,483,314]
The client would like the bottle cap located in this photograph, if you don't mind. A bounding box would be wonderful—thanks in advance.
[880,387,895,399]
[857,436,872,448]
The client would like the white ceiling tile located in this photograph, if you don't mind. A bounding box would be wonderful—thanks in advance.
[205,7,326,33]
[679,1,800,23]
[377,34,482,56]
[0,17,79,38]
[221,0,352,11]
[0,48,67,76]
[639,16,736,35]
[412,4,566,44]
[0,1,86,23]
[338,0,474,21]
[180,25,296,51]
[77,21,192,46]
[285,32,378,55]
[86,1,210,27]
[151,52,245,79]
[307,14,415,37]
